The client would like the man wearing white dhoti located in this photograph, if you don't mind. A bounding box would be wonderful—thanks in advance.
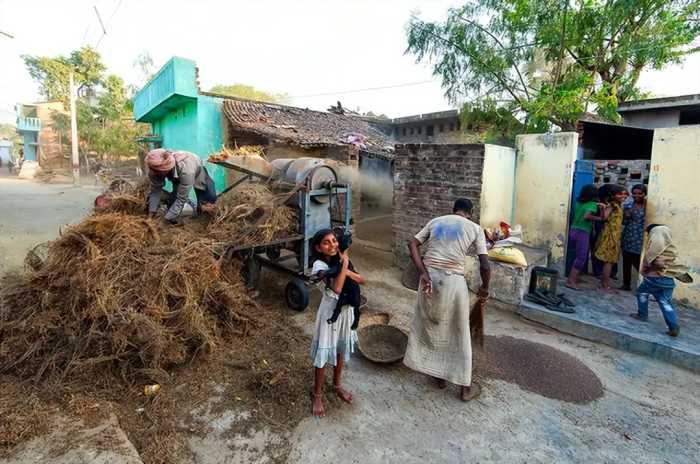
[403,198,491,401]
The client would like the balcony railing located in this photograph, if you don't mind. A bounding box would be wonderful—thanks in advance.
[17,117,41,132]
[133,57,198,122]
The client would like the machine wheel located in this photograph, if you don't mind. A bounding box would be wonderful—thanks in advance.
[266,246,281,260]
[285,279,309,312]
[241,257,261,289]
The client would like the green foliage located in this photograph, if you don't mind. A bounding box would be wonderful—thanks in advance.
[407,0,700,133]
[97,75,128,121]
[22,46,106,103]
[24,47,148,163]
[129,51,157,96]
[209,83,289,104]
[0,123,22,148]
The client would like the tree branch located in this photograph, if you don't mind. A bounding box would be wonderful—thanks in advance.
[417,26,528,107]
[457,14,532,100]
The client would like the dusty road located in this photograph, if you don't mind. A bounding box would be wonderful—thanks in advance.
[283,245,700,464]
[0,175,100,274]
[1,176,699,463]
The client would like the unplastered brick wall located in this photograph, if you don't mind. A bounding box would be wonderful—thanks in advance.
[393,144,485,268]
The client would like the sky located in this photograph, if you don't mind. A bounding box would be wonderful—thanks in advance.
[1,0,700,125]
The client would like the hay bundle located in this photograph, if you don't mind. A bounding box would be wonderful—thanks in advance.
[208,145,266,162]
[0,214,258,383]
[208,183,297,245]
[0,174,301,384]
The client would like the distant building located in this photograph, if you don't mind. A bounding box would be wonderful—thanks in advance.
[0,139,12,165]
[15,101,67,167]
[367,109,480,144]
[617,94,700,129]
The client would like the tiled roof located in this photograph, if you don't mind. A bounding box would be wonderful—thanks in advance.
[221,99,394,155]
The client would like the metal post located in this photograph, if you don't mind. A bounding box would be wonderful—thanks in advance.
[69,72,80,186]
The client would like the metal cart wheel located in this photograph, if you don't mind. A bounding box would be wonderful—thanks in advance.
[266,246,281,260]
[241,257,261,289]
[285,278,309,311]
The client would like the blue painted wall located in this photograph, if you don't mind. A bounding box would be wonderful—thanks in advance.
[134,57,226,191]
[196,95,225,188]
[22,132,37,161]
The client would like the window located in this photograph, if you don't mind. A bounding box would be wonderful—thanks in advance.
[679,108,700,125]
[426,125,434,136]
[449,122,455,131]
[402,127,407,136]
[410,127,414,135]
[439,124,444,132]
[417,127,422,135]
[394,127,400,136]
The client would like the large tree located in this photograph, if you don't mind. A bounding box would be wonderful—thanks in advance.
[407,0,700,133]
[23,47,147,163]
[209,83,289,104]
[22,46,106,103]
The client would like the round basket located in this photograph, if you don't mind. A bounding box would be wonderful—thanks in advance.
[357,324,408,364]
[401,263,419,291]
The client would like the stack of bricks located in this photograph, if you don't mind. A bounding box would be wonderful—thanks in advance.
[392,144,486,268]
[593,159,650,190]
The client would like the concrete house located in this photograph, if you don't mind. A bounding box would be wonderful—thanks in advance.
[133,57,395,219]
[15,102,67,167]
[383,110,479,144]
[0,139,12,165]
[617,94,700,129]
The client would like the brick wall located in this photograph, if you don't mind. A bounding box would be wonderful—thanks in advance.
[392,144,485,268]
[36,102,67,168]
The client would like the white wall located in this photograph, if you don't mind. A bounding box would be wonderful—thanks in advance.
[514,132,578,268]
[480,144,516,228]
[647,126,700,308]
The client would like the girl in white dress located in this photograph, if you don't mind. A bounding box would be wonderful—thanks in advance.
[309,229,364,417]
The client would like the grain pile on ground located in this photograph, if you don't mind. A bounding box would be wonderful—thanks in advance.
[0,181,311,463]
[473,335,604,404]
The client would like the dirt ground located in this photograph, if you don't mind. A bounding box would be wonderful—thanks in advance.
[1,176,699,463]
[0,175,101,275]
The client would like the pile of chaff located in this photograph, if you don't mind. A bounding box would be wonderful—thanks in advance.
[0,181,297,384]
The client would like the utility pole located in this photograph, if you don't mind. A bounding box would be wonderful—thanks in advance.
[69,72,80,186]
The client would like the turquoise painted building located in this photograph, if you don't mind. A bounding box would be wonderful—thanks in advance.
[15,104,41,162]
[133,57,227,190]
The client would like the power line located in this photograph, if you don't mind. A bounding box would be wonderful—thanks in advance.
[94,6,107,35]
[80,24,91,47]
[291,80,435,99]
[95,0,123,49]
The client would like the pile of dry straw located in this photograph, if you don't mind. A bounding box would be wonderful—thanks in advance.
[0,179,297,384]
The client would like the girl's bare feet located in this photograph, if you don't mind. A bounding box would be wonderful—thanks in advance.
[433,376,447,389]
[333,385,353,404]
[312,393,325,417]
[461,384,481,402]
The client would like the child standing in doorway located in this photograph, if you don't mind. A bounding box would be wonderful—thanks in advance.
[566,185,605,290]
[594,185,626,291]
[309,229,364,417]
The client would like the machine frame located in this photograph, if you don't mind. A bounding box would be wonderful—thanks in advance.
[212,160,352,311]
